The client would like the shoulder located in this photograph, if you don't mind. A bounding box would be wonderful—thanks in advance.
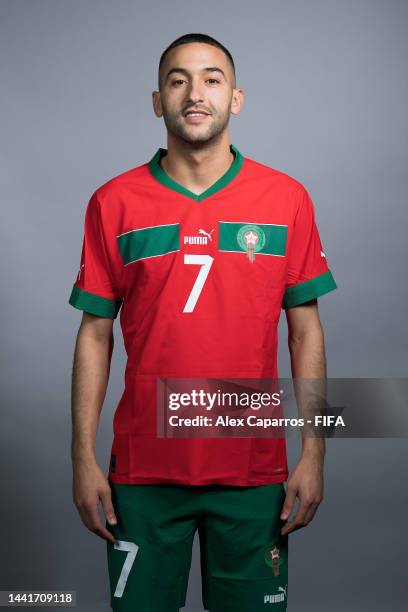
[242,154,312,220]
[243,154,308,198]
[91,160,151,209]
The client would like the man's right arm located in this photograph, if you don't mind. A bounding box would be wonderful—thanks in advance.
[71,312,117,543]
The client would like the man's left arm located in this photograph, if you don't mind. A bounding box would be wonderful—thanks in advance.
[280,298,326,536]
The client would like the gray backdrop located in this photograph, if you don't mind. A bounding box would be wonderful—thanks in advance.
[1,0,407,610]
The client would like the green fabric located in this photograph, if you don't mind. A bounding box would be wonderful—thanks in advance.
[117,222,180,265]
[148,144,244,202]
[219,221,287,256]
[68,286,122,319]
[282,270,337,309]
[106,481,288,611]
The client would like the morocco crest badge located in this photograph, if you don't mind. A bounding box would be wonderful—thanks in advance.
[269,545,281,577]
[236,224,266,262]
[264,539,286,577]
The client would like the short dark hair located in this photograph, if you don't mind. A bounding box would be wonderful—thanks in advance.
[158,33,236,90]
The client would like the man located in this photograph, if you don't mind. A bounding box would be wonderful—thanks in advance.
[69,32,337,612]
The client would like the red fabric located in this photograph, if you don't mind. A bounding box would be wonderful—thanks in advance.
[285,186,329,289]
[71,153,333,486]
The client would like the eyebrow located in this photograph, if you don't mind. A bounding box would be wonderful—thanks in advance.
[165,66,227,82]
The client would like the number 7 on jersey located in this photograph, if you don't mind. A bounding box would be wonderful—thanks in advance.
[183,254,214,313]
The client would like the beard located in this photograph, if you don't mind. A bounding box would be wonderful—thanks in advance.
[161,104,231,146]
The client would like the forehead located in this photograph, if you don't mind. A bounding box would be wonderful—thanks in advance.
[162,42,230,75]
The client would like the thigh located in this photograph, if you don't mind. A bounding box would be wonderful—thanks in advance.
[106,482,197,612]
[199,483,288,612]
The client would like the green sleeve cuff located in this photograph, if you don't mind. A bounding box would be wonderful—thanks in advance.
[282,270,337,309]
[69,286,122,319]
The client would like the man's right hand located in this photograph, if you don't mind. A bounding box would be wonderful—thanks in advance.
[72,458,117,544]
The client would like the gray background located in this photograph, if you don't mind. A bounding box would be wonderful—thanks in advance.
[1,0,407,610]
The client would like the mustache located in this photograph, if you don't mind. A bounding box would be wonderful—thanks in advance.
[182,107,212,116]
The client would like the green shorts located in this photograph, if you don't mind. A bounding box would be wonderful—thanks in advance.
[106,480,288,612]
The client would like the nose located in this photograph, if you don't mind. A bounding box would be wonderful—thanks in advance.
[185,77,205,103]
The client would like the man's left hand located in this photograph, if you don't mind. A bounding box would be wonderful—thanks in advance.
[280,453,324,536]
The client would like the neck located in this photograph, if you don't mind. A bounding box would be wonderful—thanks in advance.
[160,134,234,196]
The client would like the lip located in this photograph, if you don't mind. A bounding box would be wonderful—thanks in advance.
[183,109,210,116]
[183,111,210,124]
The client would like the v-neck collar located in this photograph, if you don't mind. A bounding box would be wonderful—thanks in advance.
[148,144,244,202]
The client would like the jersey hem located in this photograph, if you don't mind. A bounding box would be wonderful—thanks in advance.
[107,473,288,486]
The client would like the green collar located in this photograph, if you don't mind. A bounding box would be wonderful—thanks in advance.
[148,144,244,202]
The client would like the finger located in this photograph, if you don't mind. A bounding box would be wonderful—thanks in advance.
[281,520,295,536]
[281,519,306,536]
[91,523,117,544]
[303,501,320,524]
[280,502,310,536]
[280,513,307,536]
[280,486,297,521]
[100,488,117,525]
[81,504,117,544]
[89,514,117,544]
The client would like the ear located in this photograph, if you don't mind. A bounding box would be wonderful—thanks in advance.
[231,88,244,116]
[152,90,163,118]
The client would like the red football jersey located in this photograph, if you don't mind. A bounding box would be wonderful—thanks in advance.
[69,144,337,485]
